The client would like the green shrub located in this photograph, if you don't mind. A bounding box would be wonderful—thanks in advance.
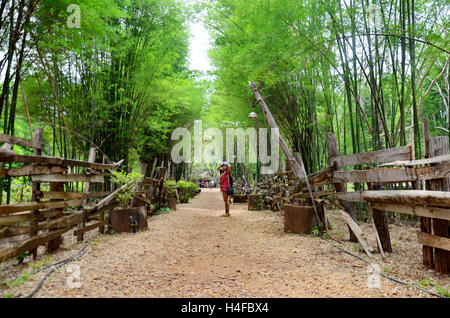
[177,180,198,199]
[110,170,143,208]
[164,180,178,198]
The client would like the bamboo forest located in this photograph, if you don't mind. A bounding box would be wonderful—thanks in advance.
[0,0,449,301]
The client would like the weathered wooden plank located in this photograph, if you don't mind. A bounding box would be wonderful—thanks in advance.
[0,212,35,226]
[362,190,450,208]
[0,209,67,227]
[291,189,334,199]
[416,162,450,180]
[331,146,411,167]
[295,168,333,190]
[0,165,67,177]
[40,191,109,200]
[0,134,44,149]
[372,203,450,221]
[31,174,104,183]
[333,167,417,183]
[0,226,30,239]
[92,183,129,211]
[417,231,450,251]
[0,228,71,262]
[0,199,82,215]
[133,195,152,205]
[380,154,450,167]
[339,210,374,257]
[73,221,107,236]
[85,202,120,216]
[39,213,84,231]
[0,153,122,170]
[336,191,366,203]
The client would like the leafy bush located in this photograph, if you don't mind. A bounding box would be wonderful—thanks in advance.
[177,180,199,202]
[110,170,143,209]
[164,180,178,198]
[189,182,198,193]
[178,181,198,197]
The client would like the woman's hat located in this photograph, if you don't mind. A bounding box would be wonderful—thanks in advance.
[221,161,228,166]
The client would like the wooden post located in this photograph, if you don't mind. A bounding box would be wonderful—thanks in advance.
[293,152,322,228]
[326,132,358,242]
[158,167,167,206]
[429,136,450,274]
[78,147,96,241]
[367,182,392,252]
[100,154,106,234]
[131,162,147,207]
[249,82,304,180]
[421,117,434,268]
[150,157,157,178]
[46,181,64,253]
[249,82,321,225]
[30,127,43,259]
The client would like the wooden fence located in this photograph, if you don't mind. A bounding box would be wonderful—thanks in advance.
[306,130,449,273]
[0,128,167,263]
[256,119,450,273]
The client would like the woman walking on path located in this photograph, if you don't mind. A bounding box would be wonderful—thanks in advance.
[218,162,233,217]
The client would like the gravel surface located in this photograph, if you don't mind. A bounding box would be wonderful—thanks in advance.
[1,188,448,298]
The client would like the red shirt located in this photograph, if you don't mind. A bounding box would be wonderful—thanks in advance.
[219,169,229,192]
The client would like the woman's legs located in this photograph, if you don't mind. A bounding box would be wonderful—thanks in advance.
[222,191,230,215]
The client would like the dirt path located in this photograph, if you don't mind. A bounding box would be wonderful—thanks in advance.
[6,188,443,298]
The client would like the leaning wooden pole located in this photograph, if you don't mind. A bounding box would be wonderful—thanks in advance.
[249,82,321,225]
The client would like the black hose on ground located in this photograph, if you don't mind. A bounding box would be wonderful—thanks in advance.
[23,241,90,298]
[327,239,445,298]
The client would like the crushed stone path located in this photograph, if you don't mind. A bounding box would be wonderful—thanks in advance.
[26,188,427,297]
